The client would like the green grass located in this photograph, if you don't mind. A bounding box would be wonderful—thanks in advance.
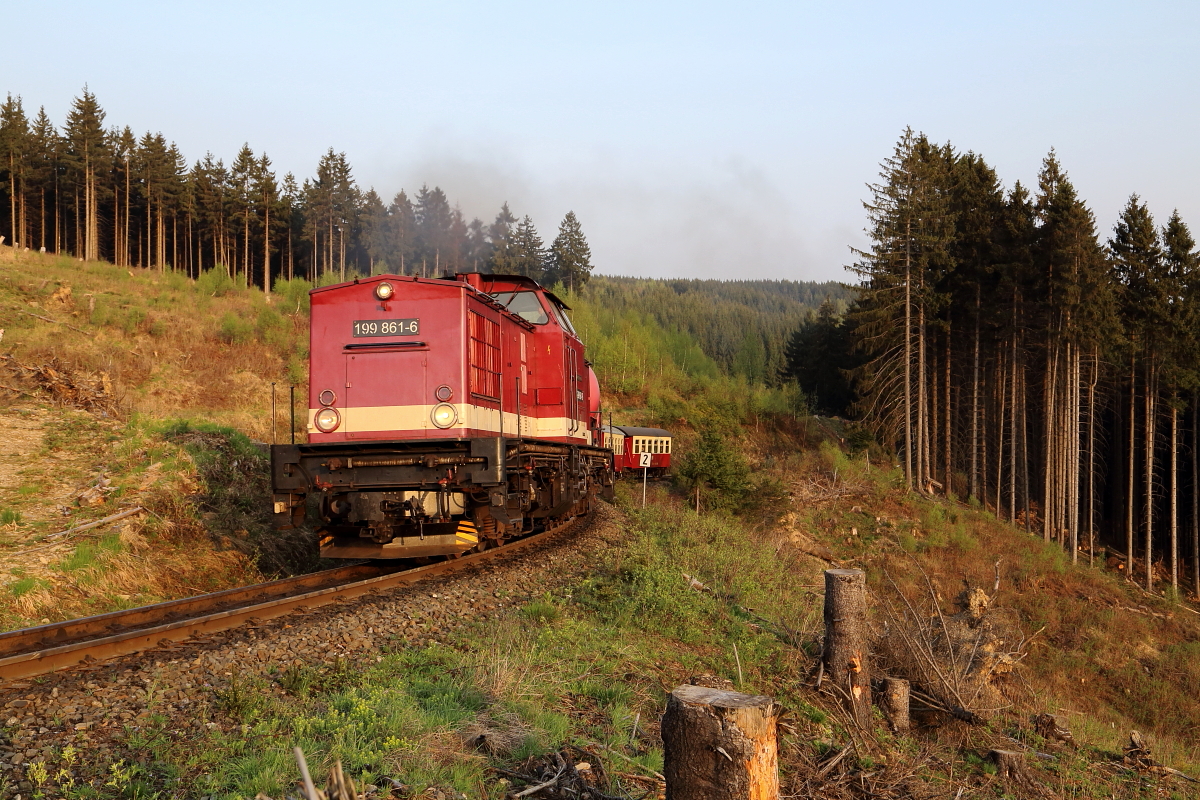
[0,509,21,526]
[10,577,48,598]
[58,533,123,573]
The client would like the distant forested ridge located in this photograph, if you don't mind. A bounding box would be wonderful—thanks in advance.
[586,277,851,384]
[801,127,1200,596]
[0,89,592,292]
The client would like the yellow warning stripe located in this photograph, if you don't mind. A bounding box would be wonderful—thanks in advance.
[456,520,479,544]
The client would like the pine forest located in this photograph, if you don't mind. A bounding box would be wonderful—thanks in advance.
[0,89,594,292]
[788,127,1200,597]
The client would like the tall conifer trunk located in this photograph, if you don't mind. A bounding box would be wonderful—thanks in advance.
[944,328,952,496]
[971,287,981,500]
[1127,359,1136,577]
[1145,362,1157,591]
[904,235,913,490]
[1193,395,1199,598]
[1010,325,1018,523]
[1171,401,1179,591]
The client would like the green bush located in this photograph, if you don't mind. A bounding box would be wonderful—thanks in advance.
[273,276,313,313]
[256,306,289,348]
[197,266,236,297]
[219,312,255,344]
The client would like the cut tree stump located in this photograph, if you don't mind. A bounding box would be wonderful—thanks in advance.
[882,677,910,732]
[661,684,780,800]
[988,749,1039,793]
[823,568,872,727]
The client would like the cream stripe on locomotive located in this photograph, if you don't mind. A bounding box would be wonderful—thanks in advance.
[308,404,592,443]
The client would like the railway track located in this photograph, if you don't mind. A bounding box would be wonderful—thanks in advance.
[0,517,581,684]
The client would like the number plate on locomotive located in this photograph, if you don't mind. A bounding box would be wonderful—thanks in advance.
[353,319,420,337]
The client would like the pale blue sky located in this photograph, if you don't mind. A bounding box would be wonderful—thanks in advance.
[3,1,1197,281]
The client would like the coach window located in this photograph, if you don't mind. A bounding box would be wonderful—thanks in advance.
[491,291,550,325]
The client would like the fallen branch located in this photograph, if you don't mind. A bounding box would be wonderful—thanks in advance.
[8,306,88,334]
[46,507,143,539]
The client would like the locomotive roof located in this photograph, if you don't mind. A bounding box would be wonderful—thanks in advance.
[615,426,672,437]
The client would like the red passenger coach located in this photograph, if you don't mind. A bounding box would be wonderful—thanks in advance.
[612,426,672,479]
[270,273,613,559]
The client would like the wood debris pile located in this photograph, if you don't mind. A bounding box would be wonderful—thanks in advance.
[493,747,643,799]
[0,354,117,413]
[875,570,1029,725]
[1122,731,1198,783]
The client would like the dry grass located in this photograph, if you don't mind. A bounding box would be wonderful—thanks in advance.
[0,248,319,628]
[0,248,307,440]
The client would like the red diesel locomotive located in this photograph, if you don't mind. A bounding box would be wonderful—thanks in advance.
[270,272,613,559]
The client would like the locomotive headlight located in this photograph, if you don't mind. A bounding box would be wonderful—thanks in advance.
[314,406,341,433]
[374,281,395,300]
[431,403,457,428]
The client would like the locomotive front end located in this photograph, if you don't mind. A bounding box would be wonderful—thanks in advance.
[270,273,612,560]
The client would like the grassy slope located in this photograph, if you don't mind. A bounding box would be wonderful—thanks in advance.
[3,248,1198,797]
[0,248,312,628]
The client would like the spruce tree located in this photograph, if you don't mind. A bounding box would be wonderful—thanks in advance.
[63,87,107,261]
[1110,195,1166,587]
[512,215,549,282]
[850,128,956,492]
[0,94,29,250]
[486,202,519,274]
[549,210,594,292]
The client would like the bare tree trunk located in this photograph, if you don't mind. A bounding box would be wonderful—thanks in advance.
[971,287,981,501]
[1021,363,1031,535]
[1087,348,1098,566]
[904,244,913,491]
[1171,401,1179,593]
[263,198,270,294]
[944,325,952,497]
[1070,345,1080,564]
[919,300,929,492]
[1127,357,1136,578]
[124,160,131,267]
[1193,394,1199,598]
[1146,363,1157,591]
[996,349,1007,519]
[1043,342,1057,542]
[1010,313,1018,523]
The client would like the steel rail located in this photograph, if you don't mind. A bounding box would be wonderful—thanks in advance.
[0,518,578,684]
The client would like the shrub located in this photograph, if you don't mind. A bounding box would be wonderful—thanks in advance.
[197,266,236,297]
[219,312,255,344]
[273,276,313,313]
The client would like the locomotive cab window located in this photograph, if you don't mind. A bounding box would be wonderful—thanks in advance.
[549,302,577,335]
[490,291,549,325]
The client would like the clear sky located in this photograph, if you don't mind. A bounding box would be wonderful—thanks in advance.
[3,1,1197,282]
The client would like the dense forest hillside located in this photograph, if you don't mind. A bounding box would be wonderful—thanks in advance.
[587,277,850,384]
[784,128,1200,601]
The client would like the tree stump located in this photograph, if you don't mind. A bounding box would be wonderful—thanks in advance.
[823,568,872,727]
[988,749,1038,792]
[661,685,780,800]
[882,677,910,732]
